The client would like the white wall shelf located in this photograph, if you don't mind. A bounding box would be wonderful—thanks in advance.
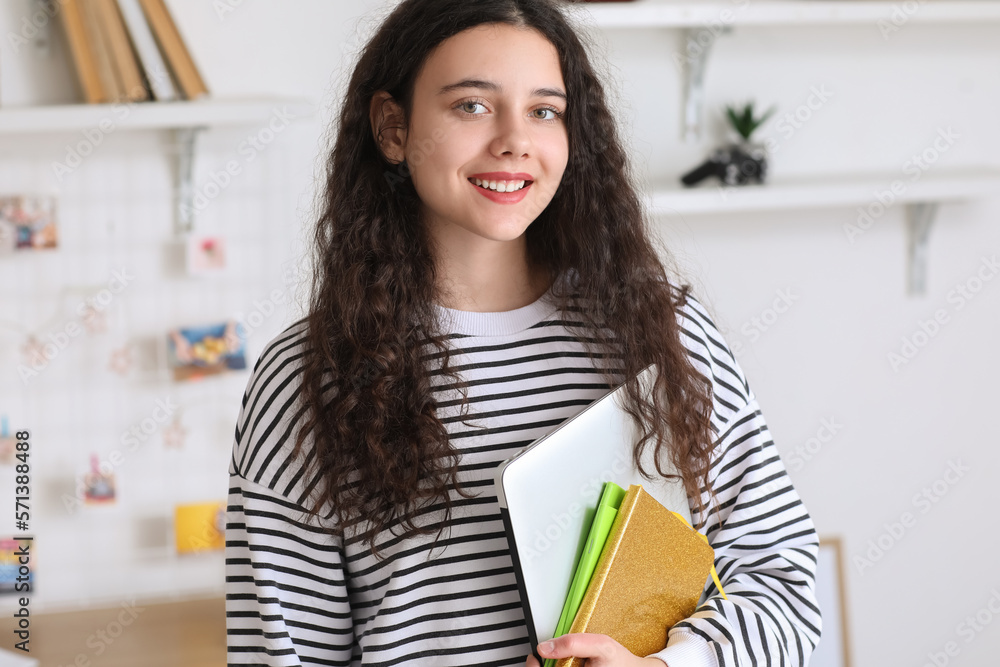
[0,96,316,235]
[570,1,1000,29]
[646,166,1000,295]
[0,96,315,134]
[566,1,1000,142]
[646,168,1000,215]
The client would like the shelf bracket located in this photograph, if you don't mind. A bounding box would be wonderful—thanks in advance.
[681,25,732,143]
[168,126,204,237]
[905,201,938,296]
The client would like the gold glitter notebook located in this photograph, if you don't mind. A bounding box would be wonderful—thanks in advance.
[553,484,716,667]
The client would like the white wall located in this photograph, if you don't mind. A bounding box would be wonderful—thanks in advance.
[605,14,1000,667]
[1,1,998,665]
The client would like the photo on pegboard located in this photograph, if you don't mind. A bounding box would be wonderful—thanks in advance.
[81,454,116,505]
[174,501,226,554]
[186,235,227,275]
[0,537,34,595]
[167,320,247,381]
[0,195,58,253]
[107,343,134,377]
[0,416,16,465]
[161,412,187,449]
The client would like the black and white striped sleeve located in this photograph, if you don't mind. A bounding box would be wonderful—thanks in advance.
[225,324,356,665]
[647,295,822,667]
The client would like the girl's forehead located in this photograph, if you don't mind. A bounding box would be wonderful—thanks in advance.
[417,25,564,92]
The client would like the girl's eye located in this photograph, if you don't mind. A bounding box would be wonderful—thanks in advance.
[457,100,487,115]
[533,107,564,121]
[454,99,564,122]
[455,100,486,116]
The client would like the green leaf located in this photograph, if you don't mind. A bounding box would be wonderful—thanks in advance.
[724,100,778,141]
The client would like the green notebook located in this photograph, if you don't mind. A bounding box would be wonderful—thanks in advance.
[543,481,627,667]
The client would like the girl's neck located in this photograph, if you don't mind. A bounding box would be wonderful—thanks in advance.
[433,243,551,313]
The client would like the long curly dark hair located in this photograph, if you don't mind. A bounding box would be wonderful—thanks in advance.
[291,0,719,557]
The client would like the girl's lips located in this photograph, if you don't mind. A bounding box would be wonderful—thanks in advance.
[469,179,533,204]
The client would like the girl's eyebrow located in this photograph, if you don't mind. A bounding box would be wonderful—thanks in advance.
[436,78,567,101]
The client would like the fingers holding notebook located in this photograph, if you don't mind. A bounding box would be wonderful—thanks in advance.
[528,633,668,667]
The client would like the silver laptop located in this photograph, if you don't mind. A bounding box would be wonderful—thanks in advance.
[493,364,692,654]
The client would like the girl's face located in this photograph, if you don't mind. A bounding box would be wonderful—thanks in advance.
[382,24,569,254]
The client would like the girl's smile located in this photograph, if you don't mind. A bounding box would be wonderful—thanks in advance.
[468,171,535,203]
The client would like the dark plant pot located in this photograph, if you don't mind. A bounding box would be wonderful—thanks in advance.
[680,141,769,187]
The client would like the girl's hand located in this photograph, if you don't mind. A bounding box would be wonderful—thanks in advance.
[524,634,667,667]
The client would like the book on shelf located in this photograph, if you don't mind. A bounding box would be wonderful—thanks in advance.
[58,0,206,104]
[79,0,124,101]
[59,0,105,103]
[138,0,209,100]
[116,0,178,101]
[94,0,150,102]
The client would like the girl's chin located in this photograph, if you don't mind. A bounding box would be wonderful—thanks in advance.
[421,208,534,244]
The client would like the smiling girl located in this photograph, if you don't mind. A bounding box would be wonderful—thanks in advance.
[225,1,821,666]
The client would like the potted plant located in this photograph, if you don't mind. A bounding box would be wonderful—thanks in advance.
[681,100,777,187]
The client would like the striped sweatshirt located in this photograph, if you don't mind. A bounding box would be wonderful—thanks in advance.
[225,283,822,667]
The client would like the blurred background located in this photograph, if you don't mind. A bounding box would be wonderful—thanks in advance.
[0,0,998,665]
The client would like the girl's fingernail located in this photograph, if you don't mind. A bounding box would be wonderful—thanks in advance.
[540,641,554,653]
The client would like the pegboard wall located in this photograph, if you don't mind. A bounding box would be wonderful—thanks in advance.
[0,112,324,612]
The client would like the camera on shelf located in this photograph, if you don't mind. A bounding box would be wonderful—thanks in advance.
[680,100,776,188]
[680,143,768,187]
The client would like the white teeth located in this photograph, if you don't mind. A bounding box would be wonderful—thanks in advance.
[472,178,528,192]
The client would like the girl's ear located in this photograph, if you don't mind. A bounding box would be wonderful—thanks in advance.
[370,91,408,165]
